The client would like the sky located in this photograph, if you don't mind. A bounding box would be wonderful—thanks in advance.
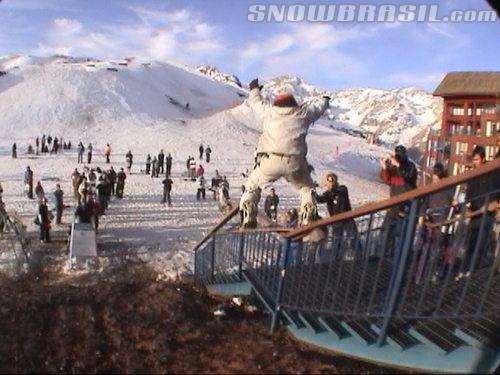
[0,0,498,91]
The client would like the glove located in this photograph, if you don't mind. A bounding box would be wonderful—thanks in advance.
[322,95,331,101]
[249,78,259,90]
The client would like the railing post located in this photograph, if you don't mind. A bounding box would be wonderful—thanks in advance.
[238,233,245,279]
[270,238,291,333]
[210,235,216,284]
[376,199,419,346]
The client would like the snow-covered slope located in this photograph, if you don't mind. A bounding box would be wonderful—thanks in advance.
[260,76,442,146]
[194,66,242,88]
[0,55,246,140]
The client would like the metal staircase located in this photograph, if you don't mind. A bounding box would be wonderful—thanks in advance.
[193,159,500,373]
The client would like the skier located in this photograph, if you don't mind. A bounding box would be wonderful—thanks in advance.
[165,152,173,176]
[126,150,133,173]
[103,143,111,163]
[116,168,127,198]
[196,175,206,200]
[24,166,34,199]
[239,78,330,228]
[264,188,280,222]
[199,144,204,159]
[77,142,85,164]
[151,157,158,178]
[53,184,64,225]
[87,143,93,164]
[12,143,17,159]
[158,149,165,175]
[162,176,173,205]
[205,145,212,163]
[38,197,51,243]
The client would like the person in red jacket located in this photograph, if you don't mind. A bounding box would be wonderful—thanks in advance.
[379,145,417,256]
[196,164,205,178]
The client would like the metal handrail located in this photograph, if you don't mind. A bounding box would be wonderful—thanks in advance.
[284,158,500,240]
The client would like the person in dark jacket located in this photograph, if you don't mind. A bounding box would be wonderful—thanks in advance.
[24,166,34,199]
[457,146,499,280]
[87,143,93,164]
[126,151,133,173]
[54,184,64,225]
[38,198,51,243]
[151,157,158,178]
[165,152,172,176]
[205,145,212,163]
[158,150,165,175]
[12,143,17,159]
[162,176,173,205]
[108,166,117,195]
[379,145,417,256]
[145,154,151,175]
[316,173,359,255]
[116,168,127,198]
[264,188,279,222]
[199,144,204,159]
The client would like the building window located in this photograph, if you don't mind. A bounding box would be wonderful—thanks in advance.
[450,104,464,116]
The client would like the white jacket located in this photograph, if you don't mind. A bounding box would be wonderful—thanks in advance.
[248,88,329,157]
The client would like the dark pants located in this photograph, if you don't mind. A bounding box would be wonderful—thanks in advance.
[462,215,494,273]
[40,224,50,243]
[106,154,110,163]
[27,184,33,199]
[56,206,63,224]
[78,153,83,163]
[159,163,164,174]
[197,188,206,200]
[110,183,115,195]
[162,189,171,205]
[146,164,150,174]
[87,153,92,164]
[166,164,171,176]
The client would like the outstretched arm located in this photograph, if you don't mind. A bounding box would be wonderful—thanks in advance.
[305,95,330,124]
[247,78,271,115]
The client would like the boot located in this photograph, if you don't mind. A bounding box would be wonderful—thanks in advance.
[240,201,257,229]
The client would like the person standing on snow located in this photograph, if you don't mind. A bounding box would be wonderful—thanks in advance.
[196,175,206,200]
[205,145,212,163]
[162,176,173,206]
[264,188,280,222]
[108,166,117,196]
[239,78,330,228]
[38,197,51,243]
[24,166,34,199]
[77,142,85,164]
[71,168,81,200]
[146,154,152,175]
[126,150,133,173]
[103,143,111,164]
[199,144,204,159]
[165,152,173,176]
[53,184,64,225]
[196,164,205,178]
[36,137,40,155]
[87,143,93,164]
[189,157,197,181]
[35,181,45,203]
[158,149,165,175]
[151,157,158,178]
[116,168,127,198]
[12,143,17,159]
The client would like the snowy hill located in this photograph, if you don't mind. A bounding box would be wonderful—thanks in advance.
[0,55,246,141]
[260,76,442,146]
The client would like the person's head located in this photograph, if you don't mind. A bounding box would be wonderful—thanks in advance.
[56,184,61,189]
[110,166,114,170]
[394,145,408,163]
[471,146,486,167]
[120,168,124,172]
[326,172,338,189]
[199,164,202,168]
[41,197,47,205]
[270,187,276,196]
[273,92,298,107]
[432,162,447,181]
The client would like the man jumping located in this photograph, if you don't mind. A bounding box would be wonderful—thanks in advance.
[239,78,330,228]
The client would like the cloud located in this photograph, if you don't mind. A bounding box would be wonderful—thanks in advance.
[237,23,370,84]
[32,6,226,65]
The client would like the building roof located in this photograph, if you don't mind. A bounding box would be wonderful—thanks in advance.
[433,72,500,97]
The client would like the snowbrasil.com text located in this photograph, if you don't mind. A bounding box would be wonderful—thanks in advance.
[247,4,497,23]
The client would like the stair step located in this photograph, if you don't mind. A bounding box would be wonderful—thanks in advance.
[317,316,349,340]
[454,318,500,348]
[341,320,377,346]
[297,312,326,334]
[408,322,466,356]
[282,309,305,329]
[370,322,419,351]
